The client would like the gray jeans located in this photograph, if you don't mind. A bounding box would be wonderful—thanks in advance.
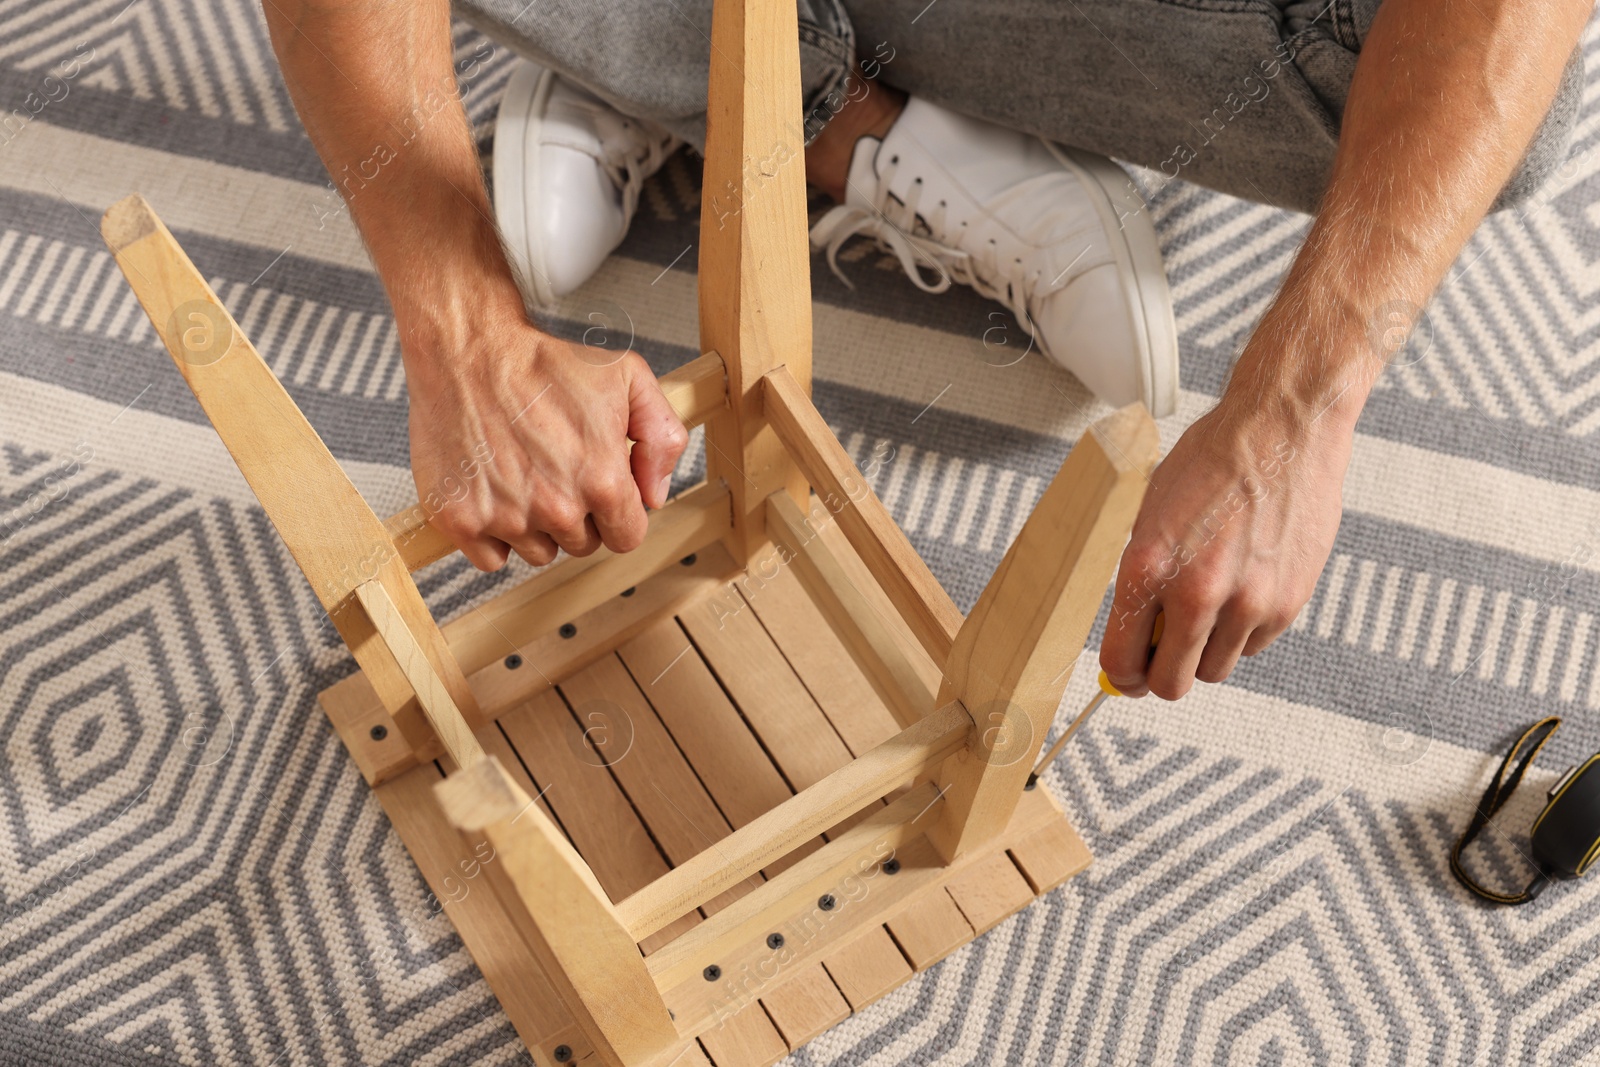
[455,0,1583,215]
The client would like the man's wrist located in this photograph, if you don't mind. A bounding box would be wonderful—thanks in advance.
[1221,270,1394,436]
[385,231,527,331]
[1220,347,1369,443]
[376,206,532,382]
[396,287,530,386]
[335,151,530,353]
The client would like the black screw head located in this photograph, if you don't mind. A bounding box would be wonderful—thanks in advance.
[703,964,722,982]
[766,932,785,950]
[505,653,523,670]
[620,586,637,598]
[679,553,697,566]
[369,725,387,741]
[882,857,901,875]
[818,894,836,911]
[559,623,578,639]
[553,1045,572,1063]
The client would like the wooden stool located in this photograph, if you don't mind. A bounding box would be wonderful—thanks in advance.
[97,0,1157,1061]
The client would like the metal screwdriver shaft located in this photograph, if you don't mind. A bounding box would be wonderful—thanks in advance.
[1026,613,1165,789]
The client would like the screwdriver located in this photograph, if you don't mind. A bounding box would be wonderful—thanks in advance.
[1026,613,1165,789]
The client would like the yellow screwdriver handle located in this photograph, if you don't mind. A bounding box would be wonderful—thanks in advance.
[1097,612,1165,697]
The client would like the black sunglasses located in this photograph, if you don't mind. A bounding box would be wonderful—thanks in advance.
[1452,717,1600,905]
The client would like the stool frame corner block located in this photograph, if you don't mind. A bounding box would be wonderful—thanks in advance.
[99,1,1157,1061]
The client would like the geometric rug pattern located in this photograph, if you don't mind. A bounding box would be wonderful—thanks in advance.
[4,2,1600,1063]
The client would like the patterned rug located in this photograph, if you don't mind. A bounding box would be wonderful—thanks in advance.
[4,2,1600,1064]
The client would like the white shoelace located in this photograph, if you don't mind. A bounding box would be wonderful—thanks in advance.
[566,96,680,228]
[811,156,1043,344]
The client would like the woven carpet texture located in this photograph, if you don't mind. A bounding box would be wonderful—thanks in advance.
[3,2,1600,1064]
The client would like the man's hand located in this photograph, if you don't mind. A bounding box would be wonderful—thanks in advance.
[261,0,688,571]
[1102,389,1350,699]
[408,313,687,571]
[1101,0,1589,698]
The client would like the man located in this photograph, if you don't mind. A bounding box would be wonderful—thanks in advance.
[262,0,1589,701]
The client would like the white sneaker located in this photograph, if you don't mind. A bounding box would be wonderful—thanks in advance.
[810,97,1178,418]
[492,59,681,307]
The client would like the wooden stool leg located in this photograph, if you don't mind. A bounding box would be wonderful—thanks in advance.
[929,406,1158,863]
[698,0,814,564]
[438,757,681,1067]
[100,194,476,764]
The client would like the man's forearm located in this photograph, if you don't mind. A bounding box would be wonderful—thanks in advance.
[1104,0,1592,698]
[260,0,525,358]
[1230,0,1591,429]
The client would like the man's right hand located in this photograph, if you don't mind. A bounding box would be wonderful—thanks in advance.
[1099,384,1350,700]
[406,310,689,572]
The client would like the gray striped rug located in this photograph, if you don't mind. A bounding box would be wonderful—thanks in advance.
[3,2,1600,1064]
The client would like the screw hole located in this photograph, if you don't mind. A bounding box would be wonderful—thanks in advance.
[559,623,578,639]
[680,553,697,566]
[369,725,388,741]
[505,654,523,670]
[620,586,637,598]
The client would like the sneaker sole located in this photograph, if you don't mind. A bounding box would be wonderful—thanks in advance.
[1044,143,1179,419]
[492,60,557,309]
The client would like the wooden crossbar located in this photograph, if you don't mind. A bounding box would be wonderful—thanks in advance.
[762,366,964,663]
[307,480,735,785]
[383,351,728,571]
[653,792,1067,1039]
[615,701,970,941]
[324,541,742,787]
[442,478,733,677]
[643,781,944,993]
